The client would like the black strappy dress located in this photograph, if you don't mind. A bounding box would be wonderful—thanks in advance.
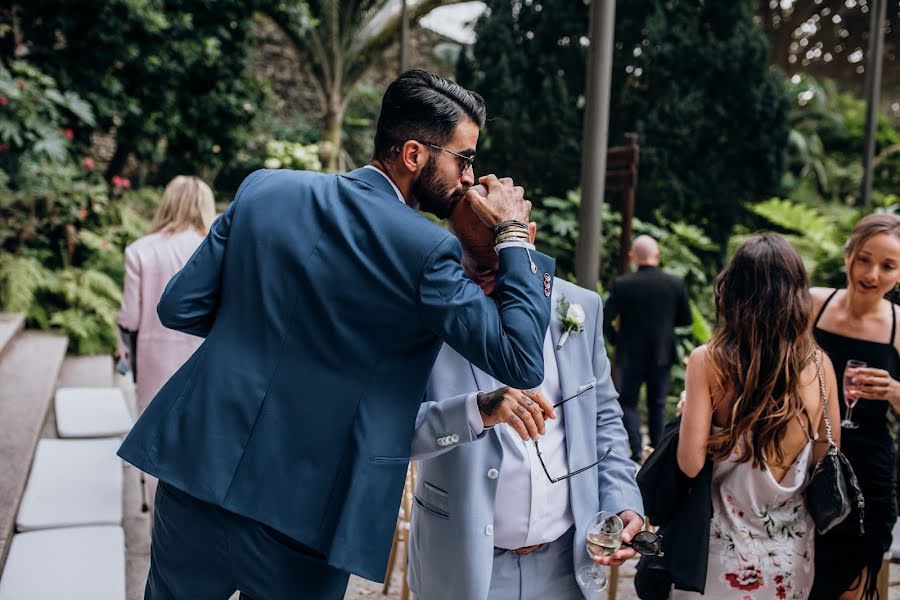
[810,290,900,599]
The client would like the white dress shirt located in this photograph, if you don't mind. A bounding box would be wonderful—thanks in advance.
[467,331,574,549]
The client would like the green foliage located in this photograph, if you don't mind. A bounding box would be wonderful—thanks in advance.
[611,0,788,240]
[0,254,123,354]
[263,140,322,172]
[531,189,718,308]
[461,0,789,240]
[8,0,265,182]
[0,61,153,354]
[261,0,456,171]
[457,0,589,199]
[0,60,94,176]
[782,75,900,204]
[736,197,899,290]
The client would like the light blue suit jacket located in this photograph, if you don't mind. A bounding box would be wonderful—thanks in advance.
[407,280,642,600]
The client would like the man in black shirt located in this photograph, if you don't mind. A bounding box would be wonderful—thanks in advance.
[603,235,692,461]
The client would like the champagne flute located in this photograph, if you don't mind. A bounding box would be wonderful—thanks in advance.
[841,360,867,430]
[576,511,623,592]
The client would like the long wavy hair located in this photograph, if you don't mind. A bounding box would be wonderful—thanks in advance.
[706,232,816,468]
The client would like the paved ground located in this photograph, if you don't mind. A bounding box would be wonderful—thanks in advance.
[345,558,900,600]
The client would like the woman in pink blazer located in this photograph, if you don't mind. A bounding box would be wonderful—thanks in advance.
[118,176,216,511]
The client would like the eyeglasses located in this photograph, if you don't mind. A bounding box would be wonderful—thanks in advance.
[534,381,614,483]
[417,140,476,175]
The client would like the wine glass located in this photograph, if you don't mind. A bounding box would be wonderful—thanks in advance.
[841,360,867,430]
[576,511,623,592]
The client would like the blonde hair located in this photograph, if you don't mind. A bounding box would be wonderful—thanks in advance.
[844,213,900,262]
[151,176,216,234]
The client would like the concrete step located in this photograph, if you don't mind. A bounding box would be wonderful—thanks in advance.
[58,355,115,388]
[0,314,24,360]
[0,332,67,572]
[42,355,116,439]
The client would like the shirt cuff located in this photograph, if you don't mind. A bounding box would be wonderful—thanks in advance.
[466,392,486,437]
[494,241,536,254]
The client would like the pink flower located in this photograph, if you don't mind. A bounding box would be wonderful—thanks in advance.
[111,175,131,189]
[82,157,94,171]
[78,208,88,219]
[15,80,23,90]
[776,584,788,599]
[61,128,74,140]
[0,97,8,106]
[102,239,110,250]
[0,144,8,154]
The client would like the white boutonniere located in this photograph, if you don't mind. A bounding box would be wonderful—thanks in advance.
[556,297,585,350]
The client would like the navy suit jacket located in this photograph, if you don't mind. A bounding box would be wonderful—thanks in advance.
[117,167,554,581]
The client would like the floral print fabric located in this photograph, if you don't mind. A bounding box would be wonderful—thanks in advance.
[671,441,815,599]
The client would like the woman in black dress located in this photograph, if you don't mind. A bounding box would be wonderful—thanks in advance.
[811,213,900,599]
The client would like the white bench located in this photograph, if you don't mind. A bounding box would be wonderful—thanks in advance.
[55,387,132,438]
[0,526,125,600]
[16,438,122,531]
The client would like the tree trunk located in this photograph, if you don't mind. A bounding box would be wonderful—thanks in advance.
[323,97,344,172]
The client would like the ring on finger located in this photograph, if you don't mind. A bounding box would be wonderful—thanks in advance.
[520,395,534,407]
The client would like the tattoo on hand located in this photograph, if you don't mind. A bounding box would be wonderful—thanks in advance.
[477,387,508,416]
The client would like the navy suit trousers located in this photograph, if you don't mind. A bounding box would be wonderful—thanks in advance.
[615,364,671,460]
[145,482,350,600]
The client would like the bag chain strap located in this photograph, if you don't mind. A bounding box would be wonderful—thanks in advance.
[813,350,866,532]
[812,351,837,453]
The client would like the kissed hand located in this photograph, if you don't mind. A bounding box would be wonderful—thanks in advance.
[465,174,530,228]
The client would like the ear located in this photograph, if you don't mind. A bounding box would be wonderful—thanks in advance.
[399,140,427,174]
[529,222,537,245]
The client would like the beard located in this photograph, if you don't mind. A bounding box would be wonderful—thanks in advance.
[411,156,466,219]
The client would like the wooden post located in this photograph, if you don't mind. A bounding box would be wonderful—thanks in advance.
[609,133,639,275]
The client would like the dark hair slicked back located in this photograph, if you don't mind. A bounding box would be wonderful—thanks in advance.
[373,70,486,162]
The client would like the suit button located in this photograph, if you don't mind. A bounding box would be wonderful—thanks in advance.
[450,434,460,443]
[437,437,446,446]
[487,468,499,479]
[484,524,494,536]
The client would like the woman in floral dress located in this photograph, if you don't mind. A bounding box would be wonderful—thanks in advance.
[673,233,840,599]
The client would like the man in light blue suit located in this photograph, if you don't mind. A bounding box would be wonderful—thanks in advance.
[408,200,644,600]
[117,70,555,600]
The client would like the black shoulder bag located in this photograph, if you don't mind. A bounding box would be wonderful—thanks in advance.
[806,351,866,536]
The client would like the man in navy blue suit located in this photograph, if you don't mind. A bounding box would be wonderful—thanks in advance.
[118,70,555,599]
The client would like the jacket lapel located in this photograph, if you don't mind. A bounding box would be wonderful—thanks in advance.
[551,287,586,490]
